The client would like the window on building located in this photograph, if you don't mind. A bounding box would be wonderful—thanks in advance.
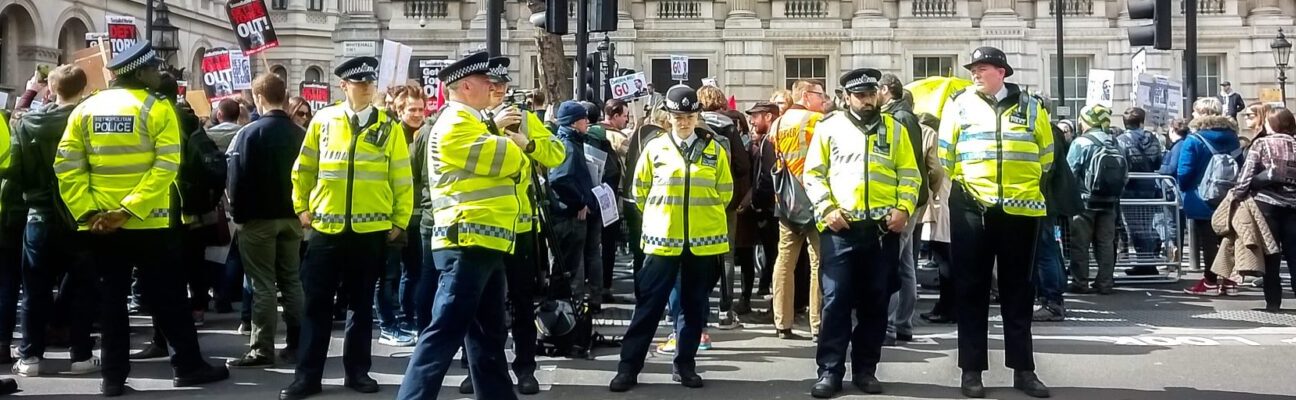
[651,58,709,93]
[784,57,827,90]
[272,66,288,82]
[1049,55,1090,118]
[1197,55,1222,98]
[912,56,956,81]
[531,55,576,94]
[305,67,323,83]
[271,0,288,10]
[308,0,325,11]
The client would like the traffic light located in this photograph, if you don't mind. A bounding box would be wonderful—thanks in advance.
[590,0,618,33]
[586,53,602,104]
[545,0,568,35]
[1128,0,1171,50]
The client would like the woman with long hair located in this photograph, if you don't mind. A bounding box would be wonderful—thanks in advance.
[286,96,313,129]
[1231,108,1296,311]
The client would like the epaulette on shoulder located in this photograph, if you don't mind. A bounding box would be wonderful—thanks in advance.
[950,88,968,101]
[819,111,840,122]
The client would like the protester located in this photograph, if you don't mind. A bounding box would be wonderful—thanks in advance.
[770,80,829,341]
[207,99,244,152]
[735,102,780,314]
[878,73,926,346]
[549,101,603,310]
[919,113,956,324]
[1116,107,1164,275]
[287,96,313,128]
[373,84,427,348]
[1067,104,1123,295]
[1178,97,1242,296]
[1231,107,1296,311]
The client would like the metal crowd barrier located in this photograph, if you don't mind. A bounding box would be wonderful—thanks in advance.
[1060,172,1184,284]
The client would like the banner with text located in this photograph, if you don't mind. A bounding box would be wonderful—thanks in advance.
[301,82,331,112]
[201,49,237,102]
[670,55,688,81]
[105,16,138,59]
[84,32,108,49]
[229,50,253,91]
[416,58,450,111]
[226,0,279,55]
[608,72,648,101]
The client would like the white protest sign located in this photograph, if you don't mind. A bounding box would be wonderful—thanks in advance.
[702,78,718,87]
[608,72,648,101]
[229,50,253,91]
[378,40,413,92]
[584,144,607,184]
[1131,48,1147,102]
[1086,69,1116,108]
[670,55,688,81]
[592,183,620,227]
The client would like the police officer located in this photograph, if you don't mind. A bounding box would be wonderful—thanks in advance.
[610,85,733,392]
[397,51,531,400]
[53,41,230,397]
[281,56,415,400]
[937,46,1052,399]
[456,56,566,395]
[804,68,921,398]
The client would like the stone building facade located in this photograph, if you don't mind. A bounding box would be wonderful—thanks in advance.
[13,0,1296,115]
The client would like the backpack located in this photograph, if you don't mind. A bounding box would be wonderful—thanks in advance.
[1118,128,1163,173]
[1192,133,1243,204]
[1080,132,1129,206]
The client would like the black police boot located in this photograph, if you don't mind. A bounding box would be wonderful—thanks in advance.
[344,374,379,394]
[672,370,703,388]
[852,374,883,394]
[101,381,128,397]
[608,373,637,392]
[279,380,321,400]
[810,375,842,399]
[1014,370,1051,398]
[173,365,229,387]
[458,374,474,394]
[517,374,540,395]
[961,370,986,398]
[129,342,168,360]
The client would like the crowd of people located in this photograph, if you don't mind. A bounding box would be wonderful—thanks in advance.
[0,38,1288,400]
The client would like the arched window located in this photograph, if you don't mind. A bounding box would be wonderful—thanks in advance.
[0,5,37,88]
[305,66,323,83]
[272,65,288,82]
[57,18,90,64]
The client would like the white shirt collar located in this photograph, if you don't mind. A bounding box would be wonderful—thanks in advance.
[342,102,375,125]
[672,130,697,149]
[994,86,1009,102]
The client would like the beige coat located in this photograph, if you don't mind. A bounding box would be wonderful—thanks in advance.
[1210,191,1280,278]
[919,124,950,243]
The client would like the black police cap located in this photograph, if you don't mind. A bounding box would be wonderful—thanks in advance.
[107,41,162,77]
[438,51,491,85]
[334,56,379,82]
[663,84,700,114]
[839,68,882,94]
[486,57,511,83]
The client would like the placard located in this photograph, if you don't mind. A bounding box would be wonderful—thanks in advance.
[1085,69,1115,108]
[702,78,718,87]
[592,183,620,227]
[84,32,108,49]
[201,49,237,102]
[229,51,253,91]
[300,82,331,112]
[1131,48,1147,101]
[226,0,279,55]
[186,88,212,118]
[71,45,110,97]
[105,16,138,59]
[416,59,450,111]
[608,72,648,101]
[670,55,688,81]
[1135,74,1183,128]
[378,40,414,92]
[177,80,188,98]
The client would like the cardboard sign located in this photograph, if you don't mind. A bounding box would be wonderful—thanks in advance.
[702,78,718,87]
[416,59,450,111]
[186,89,212,118]
[105,16,137,59]
[378,40,413,92]
[608,72,648,101]
[670,55,688,81]
[1086,69,1115,108]
[84,32,108,49]
[300,82,331,112]
[71,45,110,97]
[201,49,238,102]
[1135,74,1183,128]
[226,0,279,55]
[229,51,253,91]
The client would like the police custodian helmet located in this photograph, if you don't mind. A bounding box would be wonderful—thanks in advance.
[663,84,701,114]
[964,46,1014,77]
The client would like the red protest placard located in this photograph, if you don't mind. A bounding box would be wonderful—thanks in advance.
[105,16,138,58]
[226,0,279,56]
[201,49,237,102]
[300,82,331,112]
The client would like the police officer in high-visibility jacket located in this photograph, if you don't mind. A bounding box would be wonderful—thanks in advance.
[397,51,532,400]
[610,85,733,392]
[937,46,1052,399]
[804,68,921,398]
[54,41,230,397]
[455,56,566,396]
[281,56,414,400]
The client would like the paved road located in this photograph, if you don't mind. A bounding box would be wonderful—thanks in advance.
[8,270,1296,399]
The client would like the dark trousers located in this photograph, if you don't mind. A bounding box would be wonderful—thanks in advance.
[1258,203,1296,308]
[181,225,217,312]
[756,218,778,295]
[618,251,718,375]
[19,216,94,361]
[623,200,645,277]
[1069,209,1118,290]
[399,219,423,323]
[397,246,515,400]
[0,220,20,344]
[295,230,385,383]
[90,229,211,384]
[377,219,421,330]
[950,186,1040,372]
[816,222,898,379]
[1192,219,1221,282]
[506,231,539,377]
[602,219,621,291]
[1034,219,1066,305]
[414,225,440,331]
[928,242,954,316]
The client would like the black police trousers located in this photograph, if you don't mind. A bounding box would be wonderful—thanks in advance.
[295,230,385,383]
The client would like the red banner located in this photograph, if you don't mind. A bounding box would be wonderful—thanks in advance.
[105,16,137,58]
[201,49,237,102]
[226,0,279,56]
[300,82,330,112]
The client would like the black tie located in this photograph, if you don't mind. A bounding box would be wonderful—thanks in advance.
[484,114,500,136]
[350,114,361,132]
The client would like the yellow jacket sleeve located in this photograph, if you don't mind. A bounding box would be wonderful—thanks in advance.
[54,105,97,221]
[936,98,961,178]
[802,127,835,221]
[525,111,565,169]
[119,101,182,219]
[292,117,322,214]
[893,122,922,215]
[632,146,653,213]
[0,118,11,174]
[1034,104,1055,173]
[387,123,415,228]
[716,144,734,206]
[442,109,525,178]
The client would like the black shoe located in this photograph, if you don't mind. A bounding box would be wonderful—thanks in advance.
[517,374,540,395]
[896,333,913,342]
[226,353,274,369]
[608,373,637,392]
[459,375,474,394]
[921,312,955,324]
[129,343,168,360]
[733,299,752,315]
[777,329,805,340]
[1013,370,1051,398]
[672,371,703,388]
[173,365,229,387]
[961,370,985,398]
[882,336,897,347]
[277,348,298,364]
[810,375,842,399]
[102,381,127,397]
[852,374,883,394]
[279,380,321,400]
[0,377,17,395]
[344,375,379,394]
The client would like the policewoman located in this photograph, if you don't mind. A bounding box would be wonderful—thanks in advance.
[282,56,414,400]
[54,41,229,396]
[610,85,733,392]
[803,68,921,398]
[398,51,533,400]
[937,46,1053,399]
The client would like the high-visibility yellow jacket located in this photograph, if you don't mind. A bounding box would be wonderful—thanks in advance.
[804,113,921,231]
[0,116,13,216]
[292,103,414,234]
[937,84,1054,217]
[632,130,733,257]
[514,110,564,234]
[771,107,823,178]
[54,88,182,230]
[427,101,527,253]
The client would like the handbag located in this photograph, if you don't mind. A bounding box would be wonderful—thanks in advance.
[771,114,816,232]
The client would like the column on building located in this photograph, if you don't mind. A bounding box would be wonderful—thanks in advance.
[341,0,375,15]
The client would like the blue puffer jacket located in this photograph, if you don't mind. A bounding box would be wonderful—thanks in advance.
[1175,116,1241,220]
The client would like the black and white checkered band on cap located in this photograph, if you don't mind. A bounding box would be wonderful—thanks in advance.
[439,51,492,85]
[845,75,877,89]
[340,64,377,79]
[111,49,160,75]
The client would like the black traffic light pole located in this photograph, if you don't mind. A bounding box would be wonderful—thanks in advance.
[575,0,589,101]
[1184,0,1198,113]
[488,0,502,56]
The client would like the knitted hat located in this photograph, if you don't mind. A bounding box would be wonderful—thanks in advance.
[1080,104,1111,129]
[556,101,588,127]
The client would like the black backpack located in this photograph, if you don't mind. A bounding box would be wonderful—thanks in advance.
[1080,132,1129,206]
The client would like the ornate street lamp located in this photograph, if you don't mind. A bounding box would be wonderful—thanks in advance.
[151,1,180,67]
[1272,28,1292,106]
